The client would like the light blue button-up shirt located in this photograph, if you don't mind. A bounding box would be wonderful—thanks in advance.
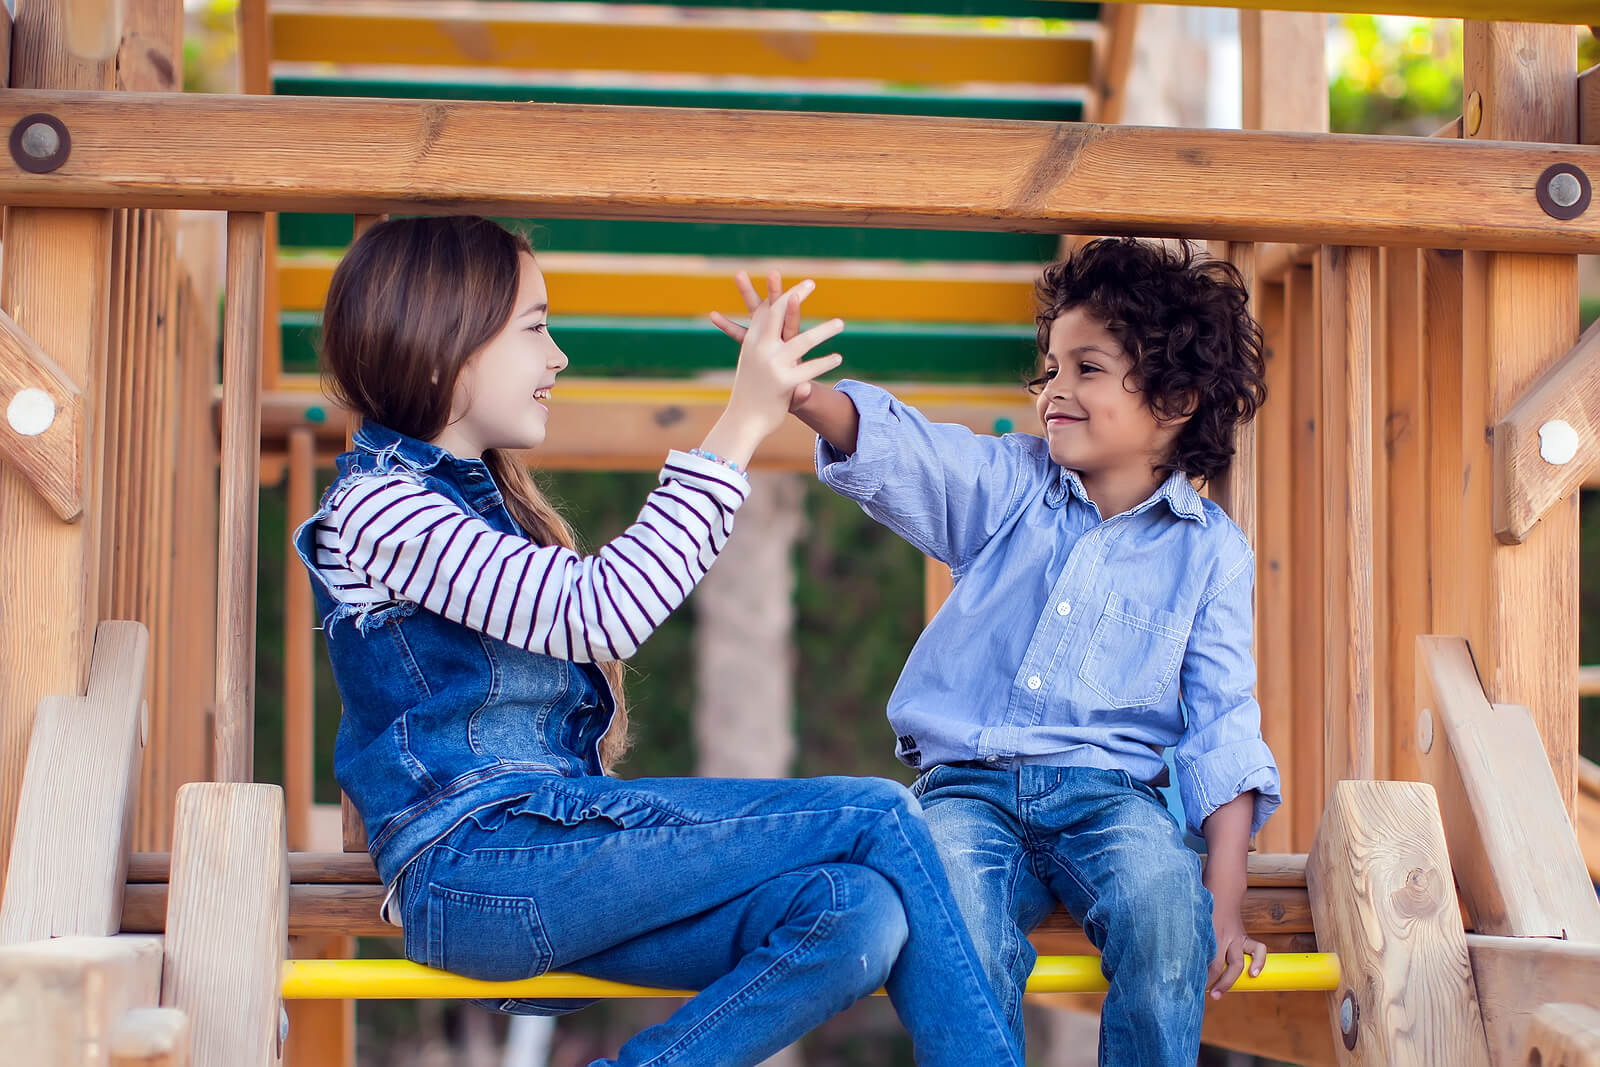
[816,381,1281,836]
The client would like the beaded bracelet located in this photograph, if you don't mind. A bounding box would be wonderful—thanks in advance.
[689,447,747,476]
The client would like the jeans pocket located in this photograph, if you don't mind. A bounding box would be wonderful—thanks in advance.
[1077,592,1189,709]
[428,885,553,982]
[909,764,945,799]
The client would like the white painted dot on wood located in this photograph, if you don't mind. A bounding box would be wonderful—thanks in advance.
[6,387,55,436]
[1538,419,1579,466]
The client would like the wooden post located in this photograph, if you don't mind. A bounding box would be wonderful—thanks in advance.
[1320,246,1377,785]
[284,429,316,851]
[162,783,288,1067]
[111,1008,192,1067]
[0,0,119,897]
[1306,780,1490,1065]
[1287,263,1325,850]
[215,214,266,784]
[1209,242,1258,545]
[1453,21,1582,816]
[0,935,165,1067]
[1254,278,1293,853]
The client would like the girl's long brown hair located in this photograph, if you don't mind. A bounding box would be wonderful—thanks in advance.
[320,216,629,768]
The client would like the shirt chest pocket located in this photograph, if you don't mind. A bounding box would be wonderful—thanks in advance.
[1077,592,1190,709]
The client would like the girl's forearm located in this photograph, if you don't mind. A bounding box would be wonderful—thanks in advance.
[792,385,860,455]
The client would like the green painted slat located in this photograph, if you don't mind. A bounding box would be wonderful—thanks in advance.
[278,215,1062,262]
[281,313,1038,383]
[275,77,1086,123]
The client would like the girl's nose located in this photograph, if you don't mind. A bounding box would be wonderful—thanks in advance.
[549,343,570,373]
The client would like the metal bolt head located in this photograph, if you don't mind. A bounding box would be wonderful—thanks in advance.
[19,121,59,160]
[1340,990,1360,1050]
[1537,164,1592,221]
[1416,708,1434,755]
[9,113,71,174]
[1548,172,1583,209]
[278,1003,289,1053]
[1465,91,1483,136]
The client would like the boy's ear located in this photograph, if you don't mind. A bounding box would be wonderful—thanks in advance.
[1161,390,1200,425]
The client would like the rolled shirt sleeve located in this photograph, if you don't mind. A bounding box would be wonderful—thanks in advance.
[1173,549,1281,838]
[814,380,1031,571]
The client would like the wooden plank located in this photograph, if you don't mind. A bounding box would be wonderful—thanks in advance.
[1089,2,1139,125]
[1257,242,1318,284]
[5,93,1600,252]
[64,0,120,63]
[1095,0,1594,21]
[0,307,86,520]
[1492,318,1600,544]
[1320,246,1376,785]
[0,4,118,898]
[215,213,265,785]
[1525,1003,1600,1067]
[1254,279,1293,853]
[1579,759,1600,882]
[1459,21,1582,818]
[1581,65,1598,147]
[1200,990,1337,1067]
[162,783,287,1067]
[270,3,1097,87]
[1210,242,1258,545]
[111,1008,192,1067]
[1305,780,1490,1066]
[279,252,1043,323]
[1468,935,1600,1067]
[1287,263,1325,850]
[1414,635,1600,940]
[1240,10,1328,134]
[285,429,316,852]
[0,935,165,1067]
[1,623,149,945]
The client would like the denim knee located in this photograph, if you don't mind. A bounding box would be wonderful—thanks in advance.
[803,866,908,996]
[1101,863,1213,974]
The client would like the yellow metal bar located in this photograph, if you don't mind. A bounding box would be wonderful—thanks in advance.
[270,5,1095,86]
[1089,0,1591,22]
[282,953,1341,1001]
[280,254,1041,325]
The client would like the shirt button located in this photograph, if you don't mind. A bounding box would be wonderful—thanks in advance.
[1057,601,1071,616]
[984,755,1000,764]
[1027,675,1042,690]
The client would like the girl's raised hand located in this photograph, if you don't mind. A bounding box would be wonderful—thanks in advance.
[709,268,805,346]
[700,280,844,468]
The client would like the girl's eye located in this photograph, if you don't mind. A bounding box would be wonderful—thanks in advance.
[527,323,548,334]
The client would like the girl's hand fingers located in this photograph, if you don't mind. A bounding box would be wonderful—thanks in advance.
[788,316,845,353]
[734,270,762,313]
[754,292,792,341]
[708,310,748,342]
[783,281,809,340]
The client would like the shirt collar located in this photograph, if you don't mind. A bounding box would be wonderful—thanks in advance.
[352,419,491,482]
[1048,466,1208,525]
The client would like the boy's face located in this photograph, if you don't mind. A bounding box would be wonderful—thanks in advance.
[1034,307,1182,478]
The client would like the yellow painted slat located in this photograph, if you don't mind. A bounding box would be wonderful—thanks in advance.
[282,953,1342,1000]
[270,6,1096,86]
[280,253,1041,324]
[1091,0,1593,22]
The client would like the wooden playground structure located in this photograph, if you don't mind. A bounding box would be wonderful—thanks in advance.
[1,0,1600,1063]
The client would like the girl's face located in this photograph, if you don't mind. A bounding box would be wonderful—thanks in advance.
[435,253,568,458]
[1033,307,1180,478]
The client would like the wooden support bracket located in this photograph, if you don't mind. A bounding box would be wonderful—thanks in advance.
[1306,780,1489,1066]
[0,308,84,521]
[111,1007,192,1067]
[0,934,164,1066]
[1493,318,1600,544]
[0,621,150,945]
[1468,935,1600,1066]
[1526,1003,1600,1067]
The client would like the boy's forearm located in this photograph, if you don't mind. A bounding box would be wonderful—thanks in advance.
[1200,791,1255,903]
[791,385,860,455]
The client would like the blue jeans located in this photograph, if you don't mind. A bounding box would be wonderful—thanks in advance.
[914,764,1214,1067]
[396,773,1020,1067]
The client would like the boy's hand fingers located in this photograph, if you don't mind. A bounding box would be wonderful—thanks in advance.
[788,316,844,353]
[790,353,843,383]
[708,310,748,342]
[1211,943,1246,999]
[734,270,761,313]
[766,268,785,304]
[1246,941,1266,977]
[1205,953,1225,993]
[783,282,808,340]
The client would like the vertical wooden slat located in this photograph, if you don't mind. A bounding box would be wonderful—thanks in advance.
[1210,243,1258,545]
[237,0,280,392]
[285,429,316,851]
[1255,279,1293,853]
[923,557,953,624]
[1370,249,1391,780]
[1458,21,1581,816]
[1320,246,1377,786]
[1286,264,1324,850]
[215,213,266,785]
[0,1,118,894]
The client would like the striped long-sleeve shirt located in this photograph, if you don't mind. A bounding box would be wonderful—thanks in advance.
[310,451,750,662]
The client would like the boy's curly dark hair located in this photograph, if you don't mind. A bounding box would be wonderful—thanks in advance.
[1034,238,1266,485]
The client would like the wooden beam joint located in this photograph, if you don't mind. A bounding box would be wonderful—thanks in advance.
[0,308,84,521]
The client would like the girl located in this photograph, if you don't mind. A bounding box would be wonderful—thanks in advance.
[293,216,1019,1067]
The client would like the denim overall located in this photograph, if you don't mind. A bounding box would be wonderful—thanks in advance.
[295,421,1021,1067]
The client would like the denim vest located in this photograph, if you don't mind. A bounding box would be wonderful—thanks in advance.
[293,421,615,887]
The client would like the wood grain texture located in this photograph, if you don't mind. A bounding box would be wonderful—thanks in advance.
[111,1007,192,1067]
[1468,935,1600,1067]
[215,213,265,784]
[1,622,149,945]
[1255,279,1293,853]
[0,934,164,1066]
[1201,988,1337,1067]
[1287,263,1325,850]
[1459,22,1582,819]
[1414,635,1600,940]
[1088,2,1139,125]
[1320,246,1376,786]
[1306,780,1489,1066]
[1526,1003,1600,1067]
[2,92,1600,251]
[1210,242,1258,545]
[0,307,85,519]
[162,783,287,1067]
[1583,65,1598,147]
[284,429,316,851]
[1492,318,1600,544]
[1096,0,1596,21]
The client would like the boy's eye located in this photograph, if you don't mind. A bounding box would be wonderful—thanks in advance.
[1079,362,1099,375]
[1026,367,1056,394]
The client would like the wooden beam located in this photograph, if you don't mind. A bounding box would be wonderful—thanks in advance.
[270,3,1096,87]
[0,935,165,1066]
[0,623,149,945]
[1200,990,1337,1067]
[1581,65,1598,147]
[0,308,85,520]
[1321,246,1377,785]
[1468,935,1600,1067]
[111,1007,192,1067]
[1525,1003,1600,1067]
[1493,318,1600,544]
[1414,635,1600,940]
[1089,2,1140,125]
[215,214,265,785]
[1306,780,1490,1066]
[280,252,1043,323]
[3,93,1600,252]
[1458,21,1582,817]
[1094,0,1595,22]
